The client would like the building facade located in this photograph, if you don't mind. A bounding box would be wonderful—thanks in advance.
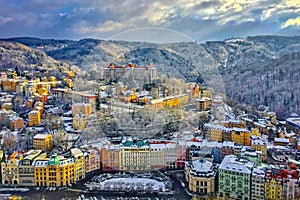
[185,158,217,199]
[28,110,41,126]
[33,134,53,151]
[119,140,151,171]
[218,155,254,200]
[251,168,265,200]
[33,155,75,187]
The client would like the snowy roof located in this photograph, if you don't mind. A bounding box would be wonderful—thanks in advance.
[251,138,266,146]
[252,167,265,178]
[241,147,261,157]
[29,110,39,114]
[33,134,51,140]
[232,127,248,132]
[203,123,231,132]
[165,143,177,148]
[33,159,48,167]
[274,138,289,143]
[222,141,235,148]
[186,158,216,177]
[71,148,83,157]
[286,117,300,126]
[219,155,254,174]
[150,143,166,149]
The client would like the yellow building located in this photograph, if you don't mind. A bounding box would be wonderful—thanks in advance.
[222,119,246,128]
[71,148,85,181]
[185,158,216,199]
[33,134,53,151]
[251,128,261,137]
[72,103,92,117]
[265,178,283,200]
[63,77,73,88]
[251,136,267,162]
[73,114,86,130]
[210,128,223,142]
[33,155,75,187]
[1,151,23,185]
[28,110,41,126]
[195,97,211,111]
[231,128,251,146]
[119,140,151,171]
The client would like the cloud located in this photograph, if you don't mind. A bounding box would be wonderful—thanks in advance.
[0,0,299,41]
[0,16,13,26]
[96,20,127,33]
[281,17,300,28]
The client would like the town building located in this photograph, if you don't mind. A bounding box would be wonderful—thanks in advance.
[119,140,151,171]
[33,155,75,187]
[165,143,177,169]
[274,138,290,146]
[265,167,299,200]
[218,155,254,200]
[185,158,217,199]
[71,148,85,181]
[9,116,24,130]
[19,150,45,186]
[101,145,120,171]
[185,138,202,162]
[176,142,186,169]
[72,103,92,117]
[150,142,166,170]
[28,110,41,126]
[33,134,53,151]
[286,117,300,134]
[83,148,101,175]
[264,168,283,200]
[240,146,262,166]
[1,151,23,185]
[195,97,211,111]
[222,119,246,128]
[212,143,222,163]
[251,136,267,161]
[221,141,235,159]
[231,128,251,146]
[100,63,157,85]
[251,168,265,200]
[72,114,86,130]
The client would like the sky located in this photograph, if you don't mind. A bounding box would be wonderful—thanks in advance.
[0,0,299,43]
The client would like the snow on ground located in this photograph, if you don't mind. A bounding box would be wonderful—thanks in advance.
[96,177,166,191]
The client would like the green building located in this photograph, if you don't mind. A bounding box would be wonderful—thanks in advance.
[218,155,254,200]
[240,146,262,166]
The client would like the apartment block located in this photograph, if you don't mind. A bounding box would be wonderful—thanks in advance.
[33,134,53,151]
[218,155,254,200]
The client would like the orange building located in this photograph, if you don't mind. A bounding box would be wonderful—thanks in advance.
[83,148,101,174]
[101,145,120,171]
[9,116,24,130]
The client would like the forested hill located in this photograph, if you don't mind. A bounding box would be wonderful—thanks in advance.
[2,36,300,118]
